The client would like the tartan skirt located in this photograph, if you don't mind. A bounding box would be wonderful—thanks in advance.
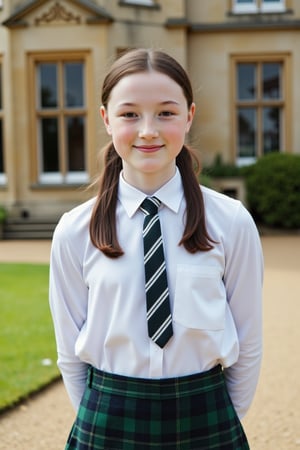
[65,365,250,450]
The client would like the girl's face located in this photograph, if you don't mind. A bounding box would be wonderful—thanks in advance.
[101,70,195,193]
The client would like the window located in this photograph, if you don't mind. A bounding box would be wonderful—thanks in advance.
[30,55,89,185]
[0,61,5,185]
[233,0,285,13]
[234,58,287,165]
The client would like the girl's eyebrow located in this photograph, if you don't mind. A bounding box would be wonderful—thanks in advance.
[160,101,180,106]
[116,102,137,108]
[117,100,180,107]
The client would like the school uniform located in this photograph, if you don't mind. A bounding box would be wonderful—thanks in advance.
[49,168,263,449]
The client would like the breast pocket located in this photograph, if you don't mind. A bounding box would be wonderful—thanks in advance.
[173,265,226,331]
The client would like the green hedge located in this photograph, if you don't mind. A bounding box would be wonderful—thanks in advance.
[202,154,242,178]
[244,153,300,229]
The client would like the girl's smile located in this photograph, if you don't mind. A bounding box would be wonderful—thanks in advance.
[133,144,165,153]
[101,70,195,193]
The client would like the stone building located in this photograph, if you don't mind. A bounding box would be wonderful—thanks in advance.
[0,0,299,237]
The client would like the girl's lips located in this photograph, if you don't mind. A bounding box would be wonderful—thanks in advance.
[133,145,164,153]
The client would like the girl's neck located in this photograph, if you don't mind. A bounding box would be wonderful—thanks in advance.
[121,166,176,195]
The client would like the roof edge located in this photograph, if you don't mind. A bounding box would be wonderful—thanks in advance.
[2,0,113,28]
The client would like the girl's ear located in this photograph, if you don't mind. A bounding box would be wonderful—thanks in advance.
[100,106,112,135]
[186,102,196,133]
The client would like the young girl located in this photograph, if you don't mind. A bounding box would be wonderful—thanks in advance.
[49,48,263,449]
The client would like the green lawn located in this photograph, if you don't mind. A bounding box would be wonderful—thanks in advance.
[0,263,60,411]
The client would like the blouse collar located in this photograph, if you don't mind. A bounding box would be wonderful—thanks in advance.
[118,168,184,218]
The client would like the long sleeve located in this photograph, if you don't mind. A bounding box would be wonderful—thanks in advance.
[223,203,263,419]
[49,213,89,411]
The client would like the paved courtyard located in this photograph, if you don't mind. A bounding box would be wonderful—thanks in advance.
[0,236,300,449]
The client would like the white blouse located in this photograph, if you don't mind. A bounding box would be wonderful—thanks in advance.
[49,169,263,419]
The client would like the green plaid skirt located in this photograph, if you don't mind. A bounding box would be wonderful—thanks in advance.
[65,365,249,449]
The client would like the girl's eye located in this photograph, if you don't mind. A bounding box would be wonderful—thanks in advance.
[159,111,175,117]
[121,112,138,119]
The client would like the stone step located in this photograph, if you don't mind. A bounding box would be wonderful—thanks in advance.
[3,218,58,240]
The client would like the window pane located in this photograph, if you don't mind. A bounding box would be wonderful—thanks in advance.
[64,63,84,107]
[39,64,58,108]
[261,0,285,11]
[234,0,257,12]
[263,63,281,99]
[66,116,85,171]
[263,107,280,154]
[237,108,257,157]
[237,63,256,100]
[41,118,59,172]
[0,120,3,173]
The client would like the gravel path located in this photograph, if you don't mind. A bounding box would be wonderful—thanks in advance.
[0,236,300,449]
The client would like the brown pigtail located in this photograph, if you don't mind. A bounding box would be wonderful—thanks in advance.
[176,146,215,252]
[89,143,124,258]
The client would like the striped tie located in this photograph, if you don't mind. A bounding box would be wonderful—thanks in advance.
[140,197,173,348]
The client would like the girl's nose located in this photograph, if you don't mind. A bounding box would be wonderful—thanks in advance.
[138,119,159,139]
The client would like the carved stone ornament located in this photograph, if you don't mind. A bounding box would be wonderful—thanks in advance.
[35,2,81,25]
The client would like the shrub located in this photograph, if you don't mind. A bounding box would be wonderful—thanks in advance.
[244,153,300,229]
[202,154,242,178]
[199,173,213,188]
[0,206,7,223]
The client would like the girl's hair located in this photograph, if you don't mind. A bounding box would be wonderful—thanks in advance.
[90,48,215,257]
